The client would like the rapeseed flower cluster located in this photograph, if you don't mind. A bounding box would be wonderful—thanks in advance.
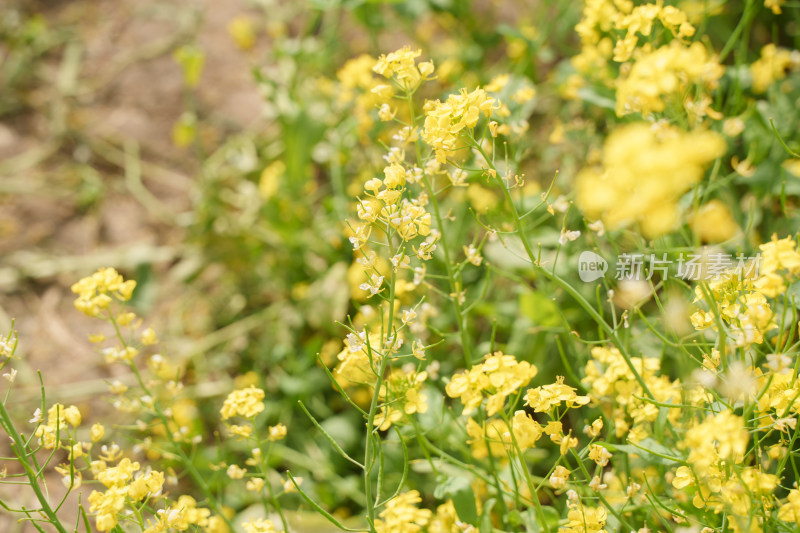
[220,386,266,420]
[754,233,800,297]
[690,265,775,347]
[561,493,607,533]
[71,267,136,317]
[445,352,537,416]
[374,368,429,430]
[524,375,590,413]
[750,44,799,93]
[88,456,169,531]
[373,46,435,91]
[615,40,723,116]
[575,122,726,238]
[375,490,432,533]
[582,346,682,442]
[421,88,496,163]
[570,1,724,120]
[33,402,82,449]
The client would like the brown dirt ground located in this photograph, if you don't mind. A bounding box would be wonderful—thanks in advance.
[0,0,270,530]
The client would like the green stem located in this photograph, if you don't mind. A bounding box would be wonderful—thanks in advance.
[260,441,290,533]
[0,402,69,533]
[473,144,654,399]
[363,267,396,532]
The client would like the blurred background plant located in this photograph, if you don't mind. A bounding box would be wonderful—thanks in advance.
[2,0,800,531]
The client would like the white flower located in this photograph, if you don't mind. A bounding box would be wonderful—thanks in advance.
[559,228,581,245]
[346,331,366,353]
[463,244,483,266]
[391,252,410,269]
[402,309,417,325]
[359,273,384,296]
[449,168,468,187]
[413,265,426,285]
[588,220,605,236]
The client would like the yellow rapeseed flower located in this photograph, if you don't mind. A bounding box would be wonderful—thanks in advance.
[220,386,266,420]
[446,352,537,416]
[575,122,725,238]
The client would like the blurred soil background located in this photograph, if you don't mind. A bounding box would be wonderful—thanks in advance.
[0,1,269,528]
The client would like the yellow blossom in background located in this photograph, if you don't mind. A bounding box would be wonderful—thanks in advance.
[242,518,277,533]
[784,158,800,178]
[227,424,252,439]
[373,368,428,430]
[575,122,726,238]
[583,345,681,442]
[140,327,158,346]
[466,183,499,212]
[465,417,510,459]
[173,45,205,89]
[246,477,264,492]
[226,464,246,479]
[751,44,797,93]
[220,386,266,420]
[754,234,800,297]
[259,161,285,201]
[765,0,785,14]
[373,46,434,90]
[689,200,741,243]
[428,500,460,533]
[90,423,105,442]
[779,488,800,525]
[616,41,723,116]
[723,117,746,137]
[71,268,136,317]
[227,15,256,50]
[268,423,287,441]
[336,54,382,135]
[612,3,696,62]
[682,410,748,474]
[333,330,383,387]
[171,112,196,148]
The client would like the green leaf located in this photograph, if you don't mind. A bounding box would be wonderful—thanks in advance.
[519,291,561,327]
[607,438,683,465]
[435,476,478,525]
[516,506,560,532]
[479,498,497,533]
[575,87,616,110]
